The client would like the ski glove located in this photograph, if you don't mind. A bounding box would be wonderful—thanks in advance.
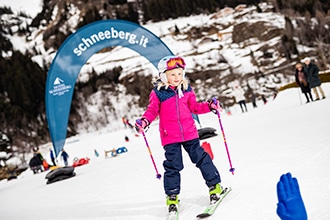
[135,118,149,133]
[208,98,222,114]
[276,172,307,220]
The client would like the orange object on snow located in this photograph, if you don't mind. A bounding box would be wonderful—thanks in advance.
[201,141,214,160]
[42,160,50,170]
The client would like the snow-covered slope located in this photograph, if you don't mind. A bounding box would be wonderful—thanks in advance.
[1,84,329,220]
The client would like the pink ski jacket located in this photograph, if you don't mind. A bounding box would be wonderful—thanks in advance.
[142,85,211,146]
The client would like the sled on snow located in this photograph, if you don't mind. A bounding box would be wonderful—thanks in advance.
[198,127,218,140]
[45,166,76,184]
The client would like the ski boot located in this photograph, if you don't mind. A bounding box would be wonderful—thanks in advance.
[209,183,223,204]
[166,194,179,213]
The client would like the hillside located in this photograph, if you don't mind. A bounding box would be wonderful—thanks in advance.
[1,0,330,158]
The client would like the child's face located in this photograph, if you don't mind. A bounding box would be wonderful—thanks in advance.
[165,68,184,87]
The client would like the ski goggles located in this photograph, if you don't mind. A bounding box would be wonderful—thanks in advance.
[165,56,186,71]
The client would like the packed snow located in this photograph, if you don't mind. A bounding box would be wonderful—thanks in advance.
[1,1,330,219]
[1,84,330,220]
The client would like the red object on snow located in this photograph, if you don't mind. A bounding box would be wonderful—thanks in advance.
[42,160,50,170]
[72,157,90,167]
[201,141,214,160]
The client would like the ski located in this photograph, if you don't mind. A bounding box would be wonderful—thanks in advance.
[196,187,232,219]
[166,211,178,220]
[166,204,179,220]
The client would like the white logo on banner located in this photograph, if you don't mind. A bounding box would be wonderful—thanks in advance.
[49,77,72,96]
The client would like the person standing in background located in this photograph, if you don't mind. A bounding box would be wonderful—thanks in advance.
[303,57,326,100]
[50,149,56,166]
[233,85,247,113]
[261,95,268,105]
[61,149,69,166]
[250,92,258,108]
[295,63,313,103]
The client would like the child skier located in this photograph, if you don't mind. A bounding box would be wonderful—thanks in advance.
[135,55,224,214]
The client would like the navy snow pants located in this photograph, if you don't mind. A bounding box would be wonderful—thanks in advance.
[163,138,221,196]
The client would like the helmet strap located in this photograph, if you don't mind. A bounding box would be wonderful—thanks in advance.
[160,72,168,83]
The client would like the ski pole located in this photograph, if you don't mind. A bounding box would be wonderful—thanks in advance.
[212,98,235,175]
[137,119,162,179]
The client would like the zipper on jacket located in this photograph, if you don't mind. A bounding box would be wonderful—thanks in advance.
[174,87,185,141]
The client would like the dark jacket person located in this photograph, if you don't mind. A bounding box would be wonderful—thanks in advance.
[303,57,326,100]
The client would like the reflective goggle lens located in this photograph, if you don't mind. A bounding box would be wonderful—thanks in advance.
[166,57,186,70]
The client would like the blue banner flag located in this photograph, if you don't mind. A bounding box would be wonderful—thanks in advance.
[46,20,173,156]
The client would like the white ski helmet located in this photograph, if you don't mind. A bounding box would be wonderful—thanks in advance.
[157,55,186,83]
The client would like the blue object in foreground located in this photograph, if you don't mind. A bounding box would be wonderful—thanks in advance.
[276,172,307,220]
